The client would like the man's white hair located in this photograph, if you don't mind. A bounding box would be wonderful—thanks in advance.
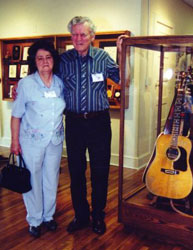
[67,16,96,35]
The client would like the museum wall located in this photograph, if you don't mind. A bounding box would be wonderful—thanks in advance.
[0,0,141,166]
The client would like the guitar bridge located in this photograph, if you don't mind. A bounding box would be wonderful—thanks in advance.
[161,168,180,175]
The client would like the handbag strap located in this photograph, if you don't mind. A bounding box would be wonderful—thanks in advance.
[8,153,15,166]
[18,153,27,169]
[8,153,27,169]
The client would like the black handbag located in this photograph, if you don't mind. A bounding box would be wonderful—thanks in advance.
[0,153,32,194]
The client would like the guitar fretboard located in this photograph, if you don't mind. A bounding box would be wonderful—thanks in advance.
[171,91,184,148]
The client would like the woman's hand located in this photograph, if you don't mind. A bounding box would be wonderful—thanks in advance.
[10,139,22,155]
[10,116,21,155]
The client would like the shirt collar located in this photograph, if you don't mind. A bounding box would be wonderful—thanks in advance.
[73,45,94,60]
[34,71,55,88]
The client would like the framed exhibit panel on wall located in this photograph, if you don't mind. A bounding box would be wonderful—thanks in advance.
[1,36,54,99]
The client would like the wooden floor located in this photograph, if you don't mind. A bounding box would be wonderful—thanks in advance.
[0,147,189,250]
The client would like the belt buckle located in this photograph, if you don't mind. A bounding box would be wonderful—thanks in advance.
[84,112,88,119]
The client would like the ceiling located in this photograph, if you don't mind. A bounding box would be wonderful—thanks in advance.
[183,0,193,7]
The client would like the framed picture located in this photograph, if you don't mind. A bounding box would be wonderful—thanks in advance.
[22,46,30,61]
[20,64,29,78]
[99,41,118,63]
[12,45,20,60]
[65,44,74,51]
[9,64,17,79]
[103,46,117,62]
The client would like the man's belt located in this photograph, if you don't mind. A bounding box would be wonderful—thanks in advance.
[65,109,109,119]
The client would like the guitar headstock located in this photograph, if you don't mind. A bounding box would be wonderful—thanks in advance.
[175,71,187,91]
[175,68,193,91]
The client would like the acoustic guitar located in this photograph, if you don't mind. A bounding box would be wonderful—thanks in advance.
[145,74,193,199]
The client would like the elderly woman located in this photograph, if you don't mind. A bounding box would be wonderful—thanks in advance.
[10,40,66,238]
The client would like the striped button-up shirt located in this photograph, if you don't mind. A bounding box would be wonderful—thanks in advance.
[59,46,120,113]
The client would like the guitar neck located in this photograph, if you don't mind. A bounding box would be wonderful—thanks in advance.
[171,91,184,148]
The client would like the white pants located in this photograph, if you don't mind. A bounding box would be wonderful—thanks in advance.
[21,141,63,227]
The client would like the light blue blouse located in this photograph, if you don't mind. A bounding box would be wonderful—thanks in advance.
[12,71,66,147]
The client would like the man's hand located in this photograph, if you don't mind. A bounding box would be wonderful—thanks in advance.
[116,35,129,53]
[12,83,18,100]
[116,35,130,69]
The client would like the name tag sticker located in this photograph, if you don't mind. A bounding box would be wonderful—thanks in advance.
[44,91,57,98]
[92,73,104,82]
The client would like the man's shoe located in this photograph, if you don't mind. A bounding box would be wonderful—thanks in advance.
[44,220,57,231]
[67,217,90,233]
[29,225,41,238]
[92,218,106,235]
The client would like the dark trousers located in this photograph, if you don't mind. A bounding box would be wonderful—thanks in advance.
[65,111,112,221]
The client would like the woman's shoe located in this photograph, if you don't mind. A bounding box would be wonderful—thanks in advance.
[29,225,41,238]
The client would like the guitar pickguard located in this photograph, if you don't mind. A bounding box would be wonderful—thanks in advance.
[166,146,188,171]
[173,146,188,171]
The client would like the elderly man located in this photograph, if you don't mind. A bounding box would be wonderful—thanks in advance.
[60,16,120,235]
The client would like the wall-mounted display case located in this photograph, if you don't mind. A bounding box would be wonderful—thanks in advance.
[118,35,193,249]
[1,36,54,99]
[0,30,130,109]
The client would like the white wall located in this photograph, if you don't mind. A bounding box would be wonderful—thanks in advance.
[0,0,142,166]
[0,0,141,37]
[148,0,193,35]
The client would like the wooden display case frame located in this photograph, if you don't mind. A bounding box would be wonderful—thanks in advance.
[0,30,130,109]
[118,35,193,248]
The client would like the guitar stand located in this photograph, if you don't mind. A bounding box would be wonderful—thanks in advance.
[147,193,159,206]
[146,193,164,208]
[147,192,193,216]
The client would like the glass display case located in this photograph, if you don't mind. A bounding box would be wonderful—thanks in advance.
[118,35,193,248]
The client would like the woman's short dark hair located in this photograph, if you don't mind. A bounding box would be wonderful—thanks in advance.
[27,40,60,74]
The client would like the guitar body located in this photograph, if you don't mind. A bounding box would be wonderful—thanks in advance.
[145,133,193,199]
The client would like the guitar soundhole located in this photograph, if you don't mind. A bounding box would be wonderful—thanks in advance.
[166,147,180,161]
